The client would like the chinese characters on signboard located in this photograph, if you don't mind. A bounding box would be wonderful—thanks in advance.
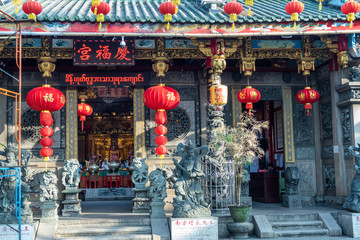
[73,39,135,66]
[97,87,129,98]
[61,72,149,86]
[170,218,218,240]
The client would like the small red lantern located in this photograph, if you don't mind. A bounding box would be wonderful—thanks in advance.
[285,0,304,28]
[159,1,176,30]
[296,87,320,116]
[91,1,110,29]
[143,84,180,159]
[237,86,261,115]
[26,85,65,163]
[78,103,93,131]
[341,0,360,28]
[22,0,42,21]
[224,0,243,29]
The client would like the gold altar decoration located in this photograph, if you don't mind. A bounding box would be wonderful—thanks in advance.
[240,57,256,77]
[337,51,349,69]
[297,58,315,76]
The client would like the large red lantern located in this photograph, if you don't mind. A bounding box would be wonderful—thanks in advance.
[224,0,243,29]
[285,0,304,28]
[22,0,42,21]
[296,87,320,116]
[143,84,180,159]
[159,1,176,30]
[26,85,65,163]
[341,0,360,28]
[237,86,261,115]
[91,1,110,29]
[78,103,93,131]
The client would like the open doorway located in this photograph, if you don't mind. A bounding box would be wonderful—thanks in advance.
[77,86,135,203]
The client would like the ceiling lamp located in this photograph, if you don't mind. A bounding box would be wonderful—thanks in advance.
[341,0,360,28]
[285,0,304,29]
[224,0,243,29]
[22,0,43,21]
[159,0,177,30]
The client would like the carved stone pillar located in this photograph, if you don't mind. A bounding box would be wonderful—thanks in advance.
[282,86,295,164]
[38,57,56,78]
[133,88,146,158]
[66,88,78,160]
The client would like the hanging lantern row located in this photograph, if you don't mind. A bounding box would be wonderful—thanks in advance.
[159,0,177,30]
[285,0,304,29]
[78,101,93,131]
[22,0,42,21]
[341,0,360,28]
[26,85,66,169]
[143,84,180,160]
[296,87,320,116]
[91,1,110,29]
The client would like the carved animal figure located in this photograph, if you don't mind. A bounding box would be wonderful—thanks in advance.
[62,159,80,189]
[149,169,167,201]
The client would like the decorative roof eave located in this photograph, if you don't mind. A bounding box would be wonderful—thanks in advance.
[0,21,359,38]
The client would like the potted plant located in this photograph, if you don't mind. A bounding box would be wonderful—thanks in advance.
[212,112,268,222]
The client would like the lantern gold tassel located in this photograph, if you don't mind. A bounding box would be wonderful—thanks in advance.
[44,157,49,172]
[248,7,251,16]
[28,13,37,21]
[291,13,298,22]
[98,22,102,30]
[15,7,19,14]
[319,2,322,11]
[167,22,170,30]
[293,21,296,29]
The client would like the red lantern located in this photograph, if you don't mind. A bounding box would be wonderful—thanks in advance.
[285,0,304,28]
[91,0,101,15]
[143,84,180,159]
[296,87,320,116]
[341,0,360,28]
[159,1,176,30]
[156,145,168,156]
[209,84,228,107]
[91,1,110,29]
[22,0,42,21]
[26,85,65,162]
[78,103,93,131]
[224,0,243,29]
[237,86,261,115]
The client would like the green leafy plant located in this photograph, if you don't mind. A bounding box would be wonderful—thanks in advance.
[212,112,268,206]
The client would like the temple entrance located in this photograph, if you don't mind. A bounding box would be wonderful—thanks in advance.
[249,100,284,203]
[77,86,135,198]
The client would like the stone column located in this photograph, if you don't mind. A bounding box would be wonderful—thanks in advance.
[133,88,146,158]
[281,86,295,165]
[330,71,347,197]
[66,88,78,160]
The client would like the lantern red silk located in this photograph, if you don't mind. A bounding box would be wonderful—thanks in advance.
[296,87,320,116]
[78,103,93,131]
[341,0,360,28]
[224,0,243,29]
[26,85,65,163]
[91,0,101,15]
[143,84,180,159]
[91,1,110,29]
[22,0,42,21]
[159,1,176,30]
[237,86,261,115]
[285,0,304,28]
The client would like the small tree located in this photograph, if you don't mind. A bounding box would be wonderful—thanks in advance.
[212,112,268,206]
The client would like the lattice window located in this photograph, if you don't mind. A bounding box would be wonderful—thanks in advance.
[166,107,190,141]
[21,109,54,143]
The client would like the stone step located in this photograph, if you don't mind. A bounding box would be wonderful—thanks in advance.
[55,226,152,238]
[274,228,329,238]
[271,220,324,230]
[57,218,151,229]
[267,213,319,221]
[56,234,152,240]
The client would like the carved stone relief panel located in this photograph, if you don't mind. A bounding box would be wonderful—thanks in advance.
[323,165,335,189]
[341,107,352,143]
[293,100,314,146]
[320,104,333,139]
[349,65,360,82]
[295,147,315,160]
[296,160,316,195]
[344,144,352,160]
[321,146,334,160]
[316,64,331,96]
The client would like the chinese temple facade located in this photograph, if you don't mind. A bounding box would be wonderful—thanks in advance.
[1,0,360,209]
